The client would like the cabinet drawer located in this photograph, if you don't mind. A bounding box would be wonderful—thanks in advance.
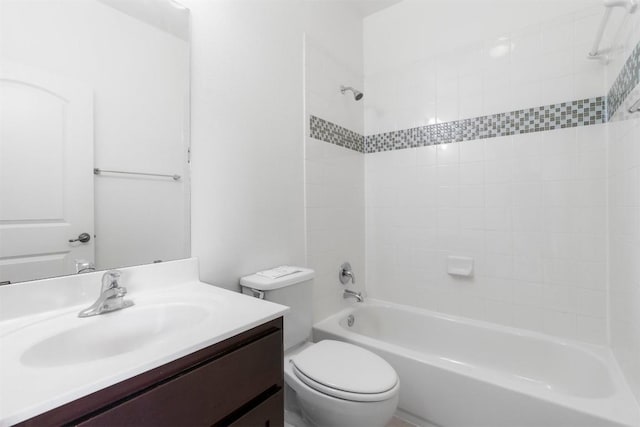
[78,329,282,427]
[226,389,283,427]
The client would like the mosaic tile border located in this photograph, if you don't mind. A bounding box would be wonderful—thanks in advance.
[309,115,365,153]
[310,37,639,154]
[364,97,606,153]
[607,39,640,120]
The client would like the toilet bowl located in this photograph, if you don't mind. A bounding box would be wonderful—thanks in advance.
[240,267,400,427]
[284,340,399,427]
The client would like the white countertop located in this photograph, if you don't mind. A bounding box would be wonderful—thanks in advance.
[0,259,288,426]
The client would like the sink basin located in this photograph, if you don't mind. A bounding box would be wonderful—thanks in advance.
[21,303,210,367]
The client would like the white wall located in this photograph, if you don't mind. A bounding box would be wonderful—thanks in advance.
[606,7,640,402]
[363,1,610,344]
[185,0,307,290]
[304,2,365,321]
[187,0,367,293]
[0,0,189,271]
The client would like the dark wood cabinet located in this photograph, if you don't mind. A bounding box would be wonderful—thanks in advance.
[18,318,283,427]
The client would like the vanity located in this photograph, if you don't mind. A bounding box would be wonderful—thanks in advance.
[0,259,288,426]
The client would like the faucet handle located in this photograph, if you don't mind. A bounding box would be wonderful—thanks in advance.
[339,262,355,284]
[101,270,122,291]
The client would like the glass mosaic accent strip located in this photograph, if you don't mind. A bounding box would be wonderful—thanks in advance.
[365,97,606,153]
[607,40,640,120]
[309,115,365,153]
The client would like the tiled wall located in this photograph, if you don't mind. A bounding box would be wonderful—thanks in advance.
[305,2,640,353]
[364,4,604,135]
[306,136,365,321]
[361,3,611,344]
[365,126,607,343]
[310,115,364,152]
[365,97,605,153]
[607,6,640,402]
[609,114,640,401]
[304,24,365,322]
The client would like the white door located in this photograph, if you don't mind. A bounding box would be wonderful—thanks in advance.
[0,62,94,284]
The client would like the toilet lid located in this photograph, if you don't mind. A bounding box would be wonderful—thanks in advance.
[290,340,398,398]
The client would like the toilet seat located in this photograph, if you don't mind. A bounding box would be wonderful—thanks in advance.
[290,340,399,402]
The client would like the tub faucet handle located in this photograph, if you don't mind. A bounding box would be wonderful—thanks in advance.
[339,262,355,284]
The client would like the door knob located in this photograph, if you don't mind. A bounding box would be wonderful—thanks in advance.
[69,232,91,243]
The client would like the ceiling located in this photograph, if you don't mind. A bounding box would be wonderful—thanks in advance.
[344,0,404,17]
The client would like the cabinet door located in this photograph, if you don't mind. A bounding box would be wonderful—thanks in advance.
[226,390,283,427]
[78,330,282,427]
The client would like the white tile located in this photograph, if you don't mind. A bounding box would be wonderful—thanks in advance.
[460,162,484,186]
[511,156,542,182]
[485,231,512,255]
[485,161,513,184]
[542,128,577,156]
[513,256,543,282]
[483,254,514,279]
[513,232,545,257]
[459,186,484,208]
[437,208,460,230]
[484,299,514,325]
[437,164,459,186]
[485,183,512,207]
[512,182,542,207]
[575,315,607,345]
[513,282,544,307]
[512,132,543,159]
[416,146,438,166]
[459,141,484,163]
[542,309,577,339]
[572,287,606,318]
[512,206,542,232]
[437,143,460,165]
[459,207,485,230]
[541,17,574,53]
[484,206,512,231]
[438,186,459,208]
[512,305,544,331]
[484,136,513,162]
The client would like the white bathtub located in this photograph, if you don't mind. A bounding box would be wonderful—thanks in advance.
[313,301,640,427]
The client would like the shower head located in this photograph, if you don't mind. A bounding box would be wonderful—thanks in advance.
[340,85,364,101]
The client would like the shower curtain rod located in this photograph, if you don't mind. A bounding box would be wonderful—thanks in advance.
[588,0,637,60]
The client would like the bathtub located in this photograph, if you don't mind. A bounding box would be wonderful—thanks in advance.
[313,301,640,427]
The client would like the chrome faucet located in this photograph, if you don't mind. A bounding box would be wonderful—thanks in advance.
[78,270,134,317]
[339,262,356,285]
[343,289,364,303]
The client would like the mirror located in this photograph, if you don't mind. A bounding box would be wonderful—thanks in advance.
[0,0,190,284]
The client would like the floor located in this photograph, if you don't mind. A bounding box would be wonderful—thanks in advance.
[387,416,419,427]
[285,411,419,427]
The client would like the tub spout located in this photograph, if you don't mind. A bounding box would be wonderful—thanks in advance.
[343,289,364,303]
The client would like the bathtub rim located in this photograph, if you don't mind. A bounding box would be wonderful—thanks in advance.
[313,299,640,427]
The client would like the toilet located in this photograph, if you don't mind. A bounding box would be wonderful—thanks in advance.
[240,267,399,427]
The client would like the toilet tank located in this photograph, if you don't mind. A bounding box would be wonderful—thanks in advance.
[240,267,314,351]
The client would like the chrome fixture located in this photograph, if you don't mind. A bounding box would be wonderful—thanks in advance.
[340,85,364,101]
[587,0,637,61]
[75,259,96,274]
[69,232,91,243]
[94,168,181,181]
[346,314,355,327]
[343,289,364,303]
[629,97,640,114]
[78,270,134,317]
[339,262,356,285]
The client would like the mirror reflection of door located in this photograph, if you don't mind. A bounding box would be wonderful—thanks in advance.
[0,62,94,284]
